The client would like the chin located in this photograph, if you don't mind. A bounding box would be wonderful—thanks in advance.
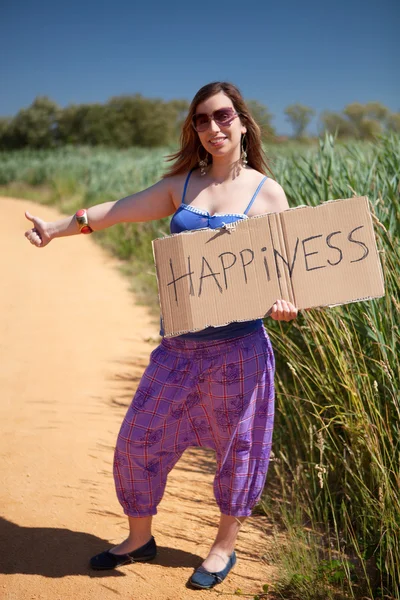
[207,143,231,156]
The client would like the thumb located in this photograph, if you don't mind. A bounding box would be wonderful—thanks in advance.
[25,210,36,223]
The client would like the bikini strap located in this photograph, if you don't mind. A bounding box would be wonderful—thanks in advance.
[243,176,268,214]
[182,168,194,204]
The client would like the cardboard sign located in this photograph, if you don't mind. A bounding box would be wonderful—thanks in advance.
[152,196,385,337]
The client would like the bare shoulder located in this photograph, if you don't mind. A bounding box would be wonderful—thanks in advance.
[258,177,290,214]
[164,173,189,210]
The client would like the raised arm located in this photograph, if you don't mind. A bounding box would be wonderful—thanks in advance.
[25,178,176,248]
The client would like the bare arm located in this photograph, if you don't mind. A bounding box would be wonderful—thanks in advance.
[25,178,176,247]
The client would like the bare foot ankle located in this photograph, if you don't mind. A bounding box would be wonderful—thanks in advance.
[110,536,152,555]
[202,547,232,572]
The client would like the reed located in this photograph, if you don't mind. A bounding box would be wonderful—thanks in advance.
[266,133,399,599]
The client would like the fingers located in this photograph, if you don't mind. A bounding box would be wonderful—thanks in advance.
[270,299,298,321]
[24,212,46,247]
[24,211,41,246]
[25,227,42,247]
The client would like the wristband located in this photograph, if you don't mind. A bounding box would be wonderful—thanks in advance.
[75,209,93,234]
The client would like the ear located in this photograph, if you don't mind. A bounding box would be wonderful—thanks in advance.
[241,126,247,135]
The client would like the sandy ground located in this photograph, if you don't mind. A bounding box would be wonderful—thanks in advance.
[0,197,277,600]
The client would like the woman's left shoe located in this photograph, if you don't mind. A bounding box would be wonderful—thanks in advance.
[188,551,237,589]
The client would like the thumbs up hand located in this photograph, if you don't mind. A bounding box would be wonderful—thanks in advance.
[24,211,52,248]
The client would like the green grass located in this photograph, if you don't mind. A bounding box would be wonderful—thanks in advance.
[1,134,399,599]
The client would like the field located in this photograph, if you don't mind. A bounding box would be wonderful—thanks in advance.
[1,134,399,599]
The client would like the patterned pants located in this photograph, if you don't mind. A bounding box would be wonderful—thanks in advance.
[113,325,275,518]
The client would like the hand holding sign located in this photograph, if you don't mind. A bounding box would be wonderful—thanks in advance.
[269,299,298,321]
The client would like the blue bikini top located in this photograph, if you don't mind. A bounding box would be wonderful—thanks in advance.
[170,169,268,234]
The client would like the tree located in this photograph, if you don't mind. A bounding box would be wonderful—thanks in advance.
[342,102,365,137]
[8,96,60,149]
[57,104,91,145]
[0,117,12,149]
[246,100,275,141]
[319,111,357,138]
[106,95,189,147]
[387,112,400,133]
[168,98,190,142]
[284,103,315,138]
[343,102,390,139]
[106,95,146,147]
[364,101,390,123]
[51,95,190,148]
[319,102,393,140]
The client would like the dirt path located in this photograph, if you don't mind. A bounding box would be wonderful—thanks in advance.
[0,197,276,600]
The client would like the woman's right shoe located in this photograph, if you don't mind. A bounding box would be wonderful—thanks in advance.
[90,535,157,570]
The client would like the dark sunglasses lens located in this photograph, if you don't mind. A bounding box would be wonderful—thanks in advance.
[214,109,235,125]
[193,114,209,131]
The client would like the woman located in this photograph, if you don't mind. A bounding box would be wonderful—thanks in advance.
[25,81,298,590]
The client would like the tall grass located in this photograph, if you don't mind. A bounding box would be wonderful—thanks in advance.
[265,134,399,599]
[1,135,399,598]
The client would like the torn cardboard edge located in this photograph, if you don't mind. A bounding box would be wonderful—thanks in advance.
[152,196,385,337]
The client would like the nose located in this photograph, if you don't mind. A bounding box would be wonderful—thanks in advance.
[208,117,221,133]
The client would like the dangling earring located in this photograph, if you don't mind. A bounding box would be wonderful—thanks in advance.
[197,146,208,176]
[241,135,248,166]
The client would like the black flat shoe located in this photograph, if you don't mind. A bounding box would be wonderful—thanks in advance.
[90,536,157,570]
[189,551,237,589]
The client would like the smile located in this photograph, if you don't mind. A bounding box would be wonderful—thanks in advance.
[209,138,226,146]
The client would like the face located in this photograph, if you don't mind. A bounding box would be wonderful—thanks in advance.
[194,91,246,159]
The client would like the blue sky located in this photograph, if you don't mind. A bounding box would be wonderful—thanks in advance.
[1,0,398,135]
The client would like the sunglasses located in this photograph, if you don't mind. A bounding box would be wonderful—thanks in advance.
[192,107,239,132]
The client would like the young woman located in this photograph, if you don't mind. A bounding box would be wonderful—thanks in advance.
[25,81,298,590]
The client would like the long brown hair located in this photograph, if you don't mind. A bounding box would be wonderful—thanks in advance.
[163,81,273,178]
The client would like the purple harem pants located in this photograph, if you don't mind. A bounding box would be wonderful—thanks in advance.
[113,324,275,518]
